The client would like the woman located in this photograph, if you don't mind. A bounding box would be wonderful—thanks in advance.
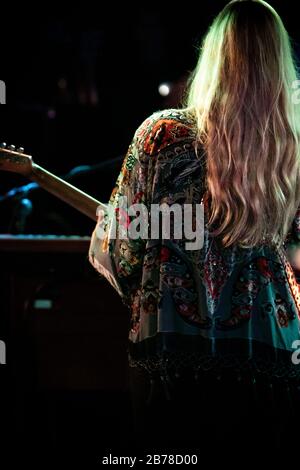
[89,0,300,454]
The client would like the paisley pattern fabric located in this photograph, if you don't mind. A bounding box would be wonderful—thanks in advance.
[89,108,300,383]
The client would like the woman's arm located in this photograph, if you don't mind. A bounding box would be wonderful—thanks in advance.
[286,243,300,270]
[88,118,150,303]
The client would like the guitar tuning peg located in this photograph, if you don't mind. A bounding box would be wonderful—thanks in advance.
[8,145,16,151]
[0,142,7,148]
[17,147,25,153]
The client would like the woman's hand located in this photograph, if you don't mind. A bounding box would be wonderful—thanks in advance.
[88,205,107,268]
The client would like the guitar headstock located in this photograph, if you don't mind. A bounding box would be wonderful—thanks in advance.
[0,142,33,176]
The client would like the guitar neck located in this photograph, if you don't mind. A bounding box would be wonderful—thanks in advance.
[30,163,105,221]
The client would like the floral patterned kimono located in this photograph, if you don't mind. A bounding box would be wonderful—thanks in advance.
[89,108,300,390]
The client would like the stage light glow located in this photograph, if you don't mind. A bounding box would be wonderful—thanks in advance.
[158,83,171,97]
[47,109,56,119]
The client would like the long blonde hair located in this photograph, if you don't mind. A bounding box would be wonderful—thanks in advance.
[187,0,300,248]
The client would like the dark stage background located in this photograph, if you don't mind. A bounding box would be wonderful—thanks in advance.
[0,1,299,464]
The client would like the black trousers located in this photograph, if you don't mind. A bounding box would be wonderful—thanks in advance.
[129,366,300,456]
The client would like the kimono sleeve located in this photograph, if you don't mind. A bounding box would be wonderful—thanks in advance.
[88,125,149,304]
